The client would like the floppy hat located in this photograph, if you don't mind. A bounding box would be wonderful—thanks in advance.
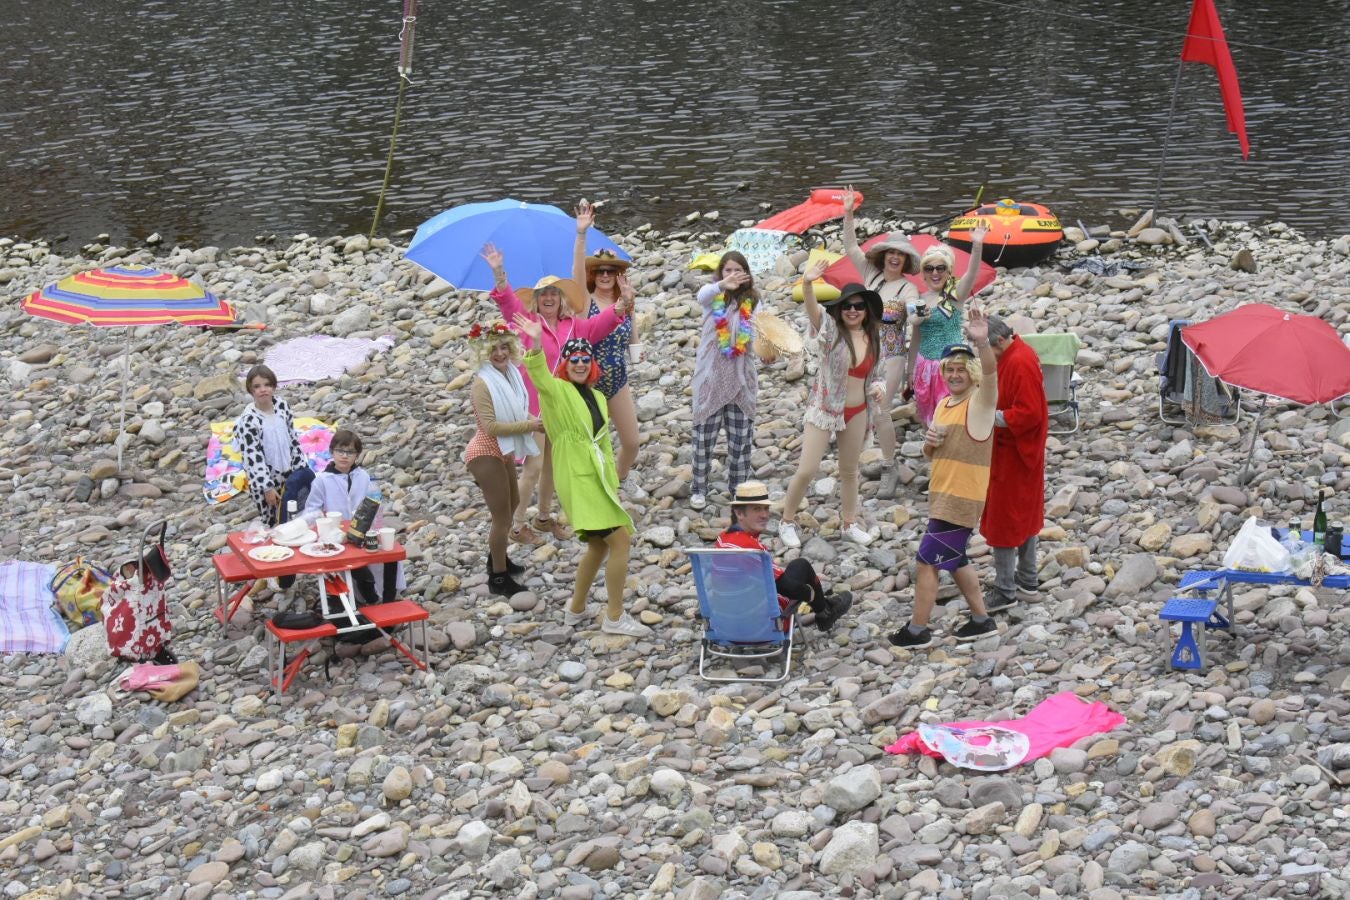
[730,481,772,507]
[517,275,587,315]
[583,248,633,273]
[941,342,977,360]
[826,283,883,322]
[864,233,921,274]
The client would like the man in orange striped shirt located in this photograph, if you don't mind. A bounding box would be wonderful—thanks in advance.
[889,307,1000,650]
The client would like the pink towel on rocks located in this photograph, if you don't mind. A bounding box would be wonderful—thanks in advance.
[886,691,1125,763]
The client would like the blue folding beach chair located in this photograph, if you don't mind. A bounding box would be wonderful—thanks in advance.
[686,547,796,683]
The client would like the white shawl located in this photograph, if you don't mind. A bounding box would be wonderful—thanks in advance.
[479,363,540,458]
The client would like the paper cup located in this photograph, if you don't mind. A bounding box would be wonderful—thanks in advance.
[628,342,646,365]
[378,527,396,551]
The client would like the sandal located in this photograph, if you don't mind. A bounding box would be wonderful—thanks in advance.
[510,523,543,546]
[533,515,571,541]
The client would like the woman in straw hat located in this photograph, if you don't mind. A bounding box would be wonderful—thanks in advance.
[573,201,644,497]
[841,188,921,499]
[462,320,544,597]
[906,224,989,426]
[483,243,631,543]
[514,314,652,638]
[688,250,761,512]
[779,260,886,550]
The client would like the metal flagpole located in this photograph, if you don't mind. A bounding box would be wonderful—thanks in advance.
[1151,57,1188,218]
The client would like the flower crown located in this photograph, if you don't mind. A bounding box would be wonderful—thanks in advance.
[468,321,513,342]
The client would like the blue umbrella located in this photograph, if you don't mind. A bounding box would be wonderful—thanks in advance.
[405,198,631,292]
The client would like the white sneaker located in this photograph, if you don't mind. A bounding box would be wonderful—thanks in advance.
[689,492,707,510]
[601,612,652,637]
[779,521,801,549]
[843,523,874,546]
[564,607,588,627]
[623,475,648,500]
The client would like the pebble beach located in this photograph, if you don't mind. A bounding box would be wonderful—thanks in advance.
[2,209,1350,900]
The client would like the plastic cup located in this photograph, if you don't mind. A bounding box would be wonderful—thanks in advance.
[378,527,396,551]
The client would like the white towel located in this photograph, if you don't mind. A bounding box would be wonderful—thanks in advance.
[479,363,540,458]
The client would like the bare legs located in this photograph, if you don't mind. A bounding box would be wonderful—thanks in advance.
[875,356,906,462]
[607,385,640,480]
[911,562,989,627]
[781,413,870,528]
[513,438,555,527]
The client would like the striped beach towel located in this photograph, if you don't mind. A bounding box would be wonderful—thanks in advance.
[0,561,71,654]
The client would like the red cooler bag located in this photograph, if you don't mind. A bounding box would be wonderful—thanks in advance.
[102,521,174,661]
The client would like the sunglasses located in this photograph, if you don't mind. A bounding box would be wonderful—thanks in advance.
[923,264,949,274]
[594,267,618,275]
[567,353,593,365]
[840,301,868,311]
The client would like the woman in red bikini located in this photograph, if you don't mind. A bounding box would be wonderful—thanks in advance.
[779,259,885,548]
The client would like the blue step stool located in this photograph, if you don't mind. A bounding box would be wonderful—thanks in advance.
[1158,597,1227,670]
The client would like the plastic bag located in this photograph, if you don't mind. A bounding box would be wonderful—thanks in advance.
[50,558,112,630]
[917,724,1031,771]
[1222,516,1292,573]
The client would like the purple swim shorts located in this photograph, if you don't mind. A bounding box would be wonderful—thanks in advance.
[916,518,974,572]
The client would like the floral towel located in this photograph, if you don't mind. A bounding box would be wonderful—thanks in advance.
[203,417,334,505]
[0,561,70,654]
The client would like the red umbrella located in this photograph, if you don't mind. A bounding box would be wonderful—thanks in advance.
[1181,303,1350,405]
[823,233,997,296]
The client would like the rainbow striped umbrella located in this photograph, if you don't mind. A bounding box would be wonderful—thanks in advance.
[22,265,235,469]
[22,264,234,326]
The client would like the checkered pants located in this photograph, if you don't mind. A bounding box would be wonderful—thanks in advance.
[692,404,753,495]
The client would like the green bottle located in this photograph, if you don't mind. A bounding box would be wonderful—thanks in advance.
[1313,489,1328,548]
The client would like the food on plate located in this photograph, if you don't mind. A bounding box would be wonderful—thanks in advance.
[299,541,345,558]
[248,545,295,562]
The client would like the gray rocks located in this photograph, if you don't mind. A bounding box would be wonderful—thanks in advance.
[823,765,881,813]
[818,822,879,876]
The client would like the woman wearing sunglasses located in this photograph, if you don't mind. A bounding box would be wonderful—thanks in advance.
[906,224,988,426]
[840,188,921,499]
[779,259,886,549]
[515,315,651,638]
[483,243,632,543]
[573,201,644,498]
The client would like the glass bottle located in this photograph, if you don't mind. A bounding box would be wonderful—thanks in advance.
[1313,489,1327,548]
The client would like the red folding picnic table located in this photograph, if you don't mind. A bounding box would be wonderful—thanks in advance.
[223,529,428,694]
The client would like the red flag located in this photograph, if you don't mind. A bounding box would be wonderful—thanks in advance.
[1180,0,1250,159]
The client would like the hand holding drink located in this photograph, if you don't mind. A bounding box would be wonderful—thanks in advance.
[925,423,949,449]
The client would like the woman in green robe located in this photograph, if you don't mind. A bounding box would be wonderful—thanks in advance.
[515,313,651,638]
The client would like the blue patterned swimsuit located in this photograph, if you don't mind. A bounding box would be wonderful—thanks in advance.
[588,296,632,399]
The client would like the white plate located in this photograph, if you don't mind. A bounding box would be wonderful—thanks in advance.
[248,545,295,563]
[299,541,345,558]
[272,529,317,547]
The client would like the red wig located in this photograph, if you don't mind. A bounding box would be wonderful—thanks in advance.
[553,356,603,387]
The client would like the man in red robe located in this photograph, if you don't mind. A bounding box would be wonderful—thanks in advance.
[981,317,1049,611]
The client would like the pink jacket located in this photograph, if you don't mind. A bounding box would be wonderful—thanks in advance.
[490,283,625,414]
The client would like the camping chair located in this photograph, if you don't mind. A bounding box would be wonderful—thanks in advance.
[1021,333,1082,435]
[686,547,796,683]
[1156,320,1240,426]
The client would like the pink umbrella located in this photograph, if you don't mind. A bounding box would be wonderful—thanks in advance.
[822,233,996,296]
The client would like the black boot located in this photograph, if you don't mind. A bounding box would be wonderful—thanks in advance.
[486,558,525,577]
[488,570,526,597]
[813,591,853,631]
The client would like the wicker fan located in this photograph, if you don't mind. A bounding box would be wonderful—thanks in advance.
[753,311,803,363]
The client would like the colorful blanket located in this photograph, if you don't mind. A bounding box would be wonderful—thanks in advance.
[0,561,70,654]
[203,417,335,505]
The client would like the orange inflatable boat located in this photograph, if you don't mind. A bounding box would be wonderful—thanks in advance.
[946,198,1062,268]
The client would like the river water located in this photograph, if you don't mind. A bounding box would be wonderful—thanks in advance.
[1,0,1347,248]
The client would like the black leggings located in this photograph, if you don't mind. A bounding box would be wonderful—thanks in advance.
[776,558,826,613]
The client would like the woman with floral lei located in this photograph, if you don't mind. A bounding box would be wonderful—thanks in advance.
[462,320,545,597]
[779,259,887,549]
[689,250,760,512]
[514,314,652,637]
[573,200,644,497]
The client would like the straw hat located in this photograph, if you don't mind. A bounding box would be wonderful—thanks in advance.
[583,248,633,274]
[752,310,803,363]
[864,233,921,274]
[517,275,588,316]
[730,480,772,507]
